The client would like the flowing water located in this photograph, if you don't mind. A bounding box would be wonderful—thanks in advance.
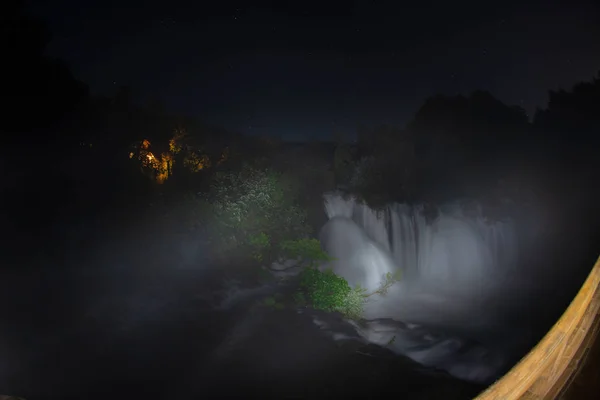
[319,192,561,383]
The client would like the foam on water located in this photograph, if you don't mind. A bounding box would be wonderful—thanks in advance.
[319,192,538,383]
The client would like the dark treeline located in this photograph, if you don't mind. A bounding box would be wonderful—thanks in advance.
[3,0,599,236]
[2,0,88,144]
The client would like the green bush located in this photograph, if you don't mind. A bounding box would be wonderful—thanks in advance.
[199,164,311,262]
[299,267,351,312]
[248,232,271,262]
[297,268,401,320]
[366,271,402,297]
[280,238,333,267]
[293,291,307,306]
[263,296,277,307]
[339,285,369,320]
[261,295,285,310]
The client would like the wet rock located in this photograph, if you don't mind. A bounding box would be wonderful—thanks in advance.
[268,258,306,279]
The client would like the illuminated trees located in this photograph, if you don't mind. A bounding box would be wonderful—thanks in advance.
[185,164,312,264]
[129,138,174,184]
[183,151,211,172]
[128,127,225,184]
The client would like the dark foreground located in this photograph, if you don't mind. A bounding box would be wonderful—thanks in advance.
[1,194,484,400]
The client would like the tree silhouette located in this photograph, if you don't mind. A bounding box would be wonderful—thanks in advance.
[533,71,600,164]
[408,91,529,163]
[1,0,88,143]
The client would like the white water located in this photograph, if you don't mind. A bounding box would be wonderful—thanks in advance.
[320,192,539,383]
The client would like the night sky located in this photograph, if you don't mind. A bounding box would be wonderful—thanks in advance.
[27,0,600,141]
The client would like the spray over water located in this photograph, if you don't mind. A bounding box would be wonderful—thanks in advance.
[319,192,541,383]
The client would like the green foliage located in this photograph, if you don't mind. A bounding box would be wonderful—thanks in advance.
[299,267,352,313]
[209,164,309,235]
[386,335,396,347]
[297,268,402,320]
[280,238,333,267]
[261,295,285,310]
[340,286,369,320]
[248,232,271,262]
[169,127,186,154]
[364,271,402,297]
[183,150,211,172]
[262,296,276,307]
[256,267,275,284]
[293,291,307,306]
[200,164,311,262]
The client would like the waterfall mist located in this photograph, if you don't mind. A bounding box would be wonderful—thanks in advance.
[319,192,568,383]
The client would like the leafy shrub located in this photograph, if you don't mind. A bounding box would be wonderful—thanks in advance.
[297,268,401,320]
[183,151,211,172]
[340,286,369,320]
[261,295,285,310]
[280,238,333,267]
[248,232,271,262]
[209,164,309,235]
[293,291,307,306]
[263,296,277,307]
[299,268,351,313]
[365,271,402,297]
[199,164,311,262]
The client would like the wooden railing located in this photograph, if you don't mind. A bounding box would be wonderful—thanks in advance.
[476,255,600,399]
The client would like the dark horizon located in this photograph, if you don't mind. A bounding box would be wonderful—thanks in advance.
[24,0,600,141]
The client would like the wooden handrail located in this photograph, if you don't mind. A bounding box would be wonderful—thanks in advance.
[476,255,600,399]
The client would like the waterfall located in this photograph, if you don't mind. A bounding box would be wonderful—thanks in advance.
[320,192,531,383]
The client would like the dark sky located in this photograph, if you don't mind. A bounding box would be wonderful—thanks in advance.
[27,0,600,141]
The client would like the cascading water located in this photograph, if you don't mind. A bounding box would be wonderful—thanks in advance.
[319,192,539,383]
